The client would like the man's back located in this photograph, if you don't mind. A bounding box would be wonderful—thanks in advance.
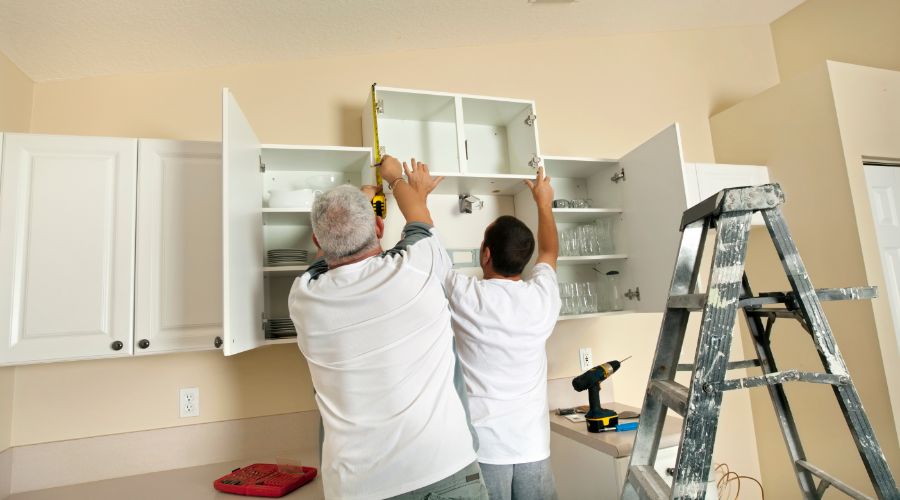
[446,263,561,464]
[289,224,476,500]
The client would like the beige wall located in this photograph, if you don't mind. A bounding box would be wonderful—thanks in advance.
[771,0,900,80]
[17,26,779,485]
[830,61,900,446]
[710,62,900,498]
[0,49,32,453]
[0,50,33,133]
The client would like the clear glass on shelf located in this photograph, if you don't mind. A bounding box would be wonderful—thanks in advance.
[604,270,624,311]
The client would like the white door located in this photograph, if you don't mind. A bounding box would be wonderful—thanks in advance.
[620,124,689,313]
[0,133,137,364]
[135,139,223,354]
[222,89,265,355]
[863,163,900,357]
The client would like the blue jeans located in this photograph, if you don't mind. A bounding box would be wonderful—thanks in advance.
[387,461,489,500]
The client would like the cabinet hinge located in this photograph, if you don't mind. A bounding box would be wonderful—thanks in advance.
[611,168,626,183]
[528,155,542,169]
[375,99,385,115]
[524,113,537,127]
[625,287,641,301]
[259,156,266,173]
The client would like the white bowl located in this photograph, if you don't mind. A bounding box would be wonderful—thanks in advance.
[305,174,343,191]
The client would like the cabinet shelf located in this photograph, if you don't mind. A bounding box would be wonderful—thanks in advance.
[262,208,311,225]
[557,255,627,265]
[263,265,309,275]
[542,155,618,178]
[425,172,534,196]
[260,145,371,173]
[552,208,622,223]
[557,310,634,321]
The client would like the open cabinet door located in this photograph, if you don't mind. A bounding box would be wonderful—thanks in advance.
[222,89,265,355]
[620,124,689,313]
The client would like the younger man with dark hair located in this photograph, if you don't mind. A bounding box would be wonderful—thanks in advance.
[445,167,561,500]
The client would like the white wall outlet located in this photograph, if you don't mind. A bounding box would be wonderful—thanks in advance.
[579,347,593,372]
[180,387,200,418]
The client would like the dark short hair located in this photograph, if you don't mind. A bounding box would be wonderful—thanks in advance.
[484,216,535,277]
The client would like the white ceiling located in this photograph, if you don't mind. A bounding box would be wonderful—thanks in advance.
[0,0,805,82]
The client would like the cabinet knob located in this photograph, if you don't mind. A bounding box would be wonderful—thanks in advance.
[214,336,223,348]
[110,341,123,351]
[138,339,150,349]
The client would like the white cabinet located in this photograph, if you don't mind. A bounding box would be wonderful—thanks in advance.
[0,133,137,364]
[135,139,223,354]
[222,89,372,356]
[363,85,541,195]
[529,125,691,316]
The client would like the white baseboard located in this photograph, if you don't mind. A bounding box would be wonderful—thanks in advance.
[9,410,320,494]
[0,447,11,499]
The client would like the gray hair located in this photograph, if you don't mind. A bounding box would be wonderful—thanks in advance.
[311,185,378,261]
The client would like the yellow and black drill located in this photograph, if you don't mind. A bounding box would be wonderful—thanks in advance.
[571,356,630,433]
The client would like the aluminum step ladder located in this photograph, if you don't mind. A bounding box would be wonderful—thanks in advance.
[621,184,899,500]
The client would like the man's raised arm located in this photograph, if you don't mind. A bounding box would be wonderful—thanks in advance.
[525,167,558,270]
[380,155,443,226]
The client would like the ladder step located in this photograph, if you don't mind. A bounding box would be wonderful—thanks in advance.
[796,460,873,500]
[648,380,689,416]
[720,370,848,391]
[626,465,671,500]
[667,293,707,311]
[677,359,761,371]
[739,287,877,308]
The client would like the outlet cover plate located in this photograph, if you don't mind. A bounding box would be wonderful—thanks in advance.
[579,348,593,372]
[180,387,200,418]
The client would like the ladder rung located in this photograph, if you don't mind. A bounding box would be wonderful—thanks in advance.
[626,465,671,500]
[720,370,848,391]
[796,460,873,500]
[677,359,761,371]
[667,293,707,311]
[739,287,877,308]
[649,380,689,416]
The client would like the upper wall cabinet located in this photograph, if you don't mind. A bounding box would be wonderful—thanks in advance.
[222,89,372,356]
[683,163,770,225]
[135,139,223,354]
[362,85,541,196]
[516,125,690,316]
[0,133,137,365]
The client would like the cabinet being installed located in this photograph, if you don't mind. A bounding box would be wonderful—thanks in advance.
[0,133,137,364]
[222,89,373,356]
[363,85,542,195]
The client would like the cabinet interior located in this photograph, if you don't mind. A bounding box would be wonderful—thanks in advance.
[377,90,460,172]
[461,97,536,176]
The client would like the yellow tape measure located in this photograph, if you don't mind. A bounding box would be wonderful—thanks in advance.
[370,83,387,218]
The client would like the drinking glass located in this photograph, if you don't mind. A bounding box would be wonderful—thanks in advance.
[595,218,615,254]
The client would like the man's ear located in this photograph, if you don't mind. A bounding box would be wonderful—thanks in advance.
[312,233,321,249]
[375,216,385,240]
[480,244,491,267]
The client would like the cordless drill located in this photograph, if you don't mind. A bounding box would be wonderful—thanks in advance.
[571,357,630,433]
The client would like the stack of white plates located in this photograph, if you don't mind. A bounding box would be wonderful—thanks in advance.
[267,318,296,338]
[267,249,308,266]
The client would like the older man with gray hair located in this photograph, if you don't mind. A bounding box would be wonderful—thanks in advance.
[288,155,488,500]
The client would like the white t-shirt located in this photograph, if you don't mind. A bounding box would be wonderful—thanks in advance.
[288,223,476,500]
[446,263,561,465]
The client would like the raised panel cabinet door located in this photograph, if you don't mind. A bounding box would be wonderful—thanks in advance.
[620,124,689,313]
[222,89,265,356]
[0,133,137,365]
[135,139,223,354]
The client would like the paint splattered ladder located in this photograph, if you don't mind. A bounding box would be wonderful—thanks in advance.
[621,184,899,500]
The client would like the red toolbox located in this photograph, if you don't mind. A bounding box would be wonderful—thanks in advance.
[213,463,317,497]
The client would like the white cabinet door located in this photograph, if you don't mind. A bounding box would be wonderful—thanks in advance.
[135,139,223,354]
[222,89,265,356]
[0,133,137,364]
[620,124,689,313]
[691,163,770,226]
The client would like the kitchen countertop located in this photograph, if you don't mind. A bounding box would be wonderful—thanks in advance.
[549,402,683,458]
[7,449,323,500]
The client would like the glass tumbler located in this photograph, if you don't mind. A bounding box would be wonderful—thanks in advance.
[605,271,624,311]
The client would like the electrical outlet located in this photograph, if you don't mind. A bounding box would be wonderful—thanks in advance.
[579,347,593,372]
[180,387,200,418]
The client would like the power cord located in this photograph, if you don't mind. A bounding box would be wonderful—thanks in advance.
[714,463,764,500]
